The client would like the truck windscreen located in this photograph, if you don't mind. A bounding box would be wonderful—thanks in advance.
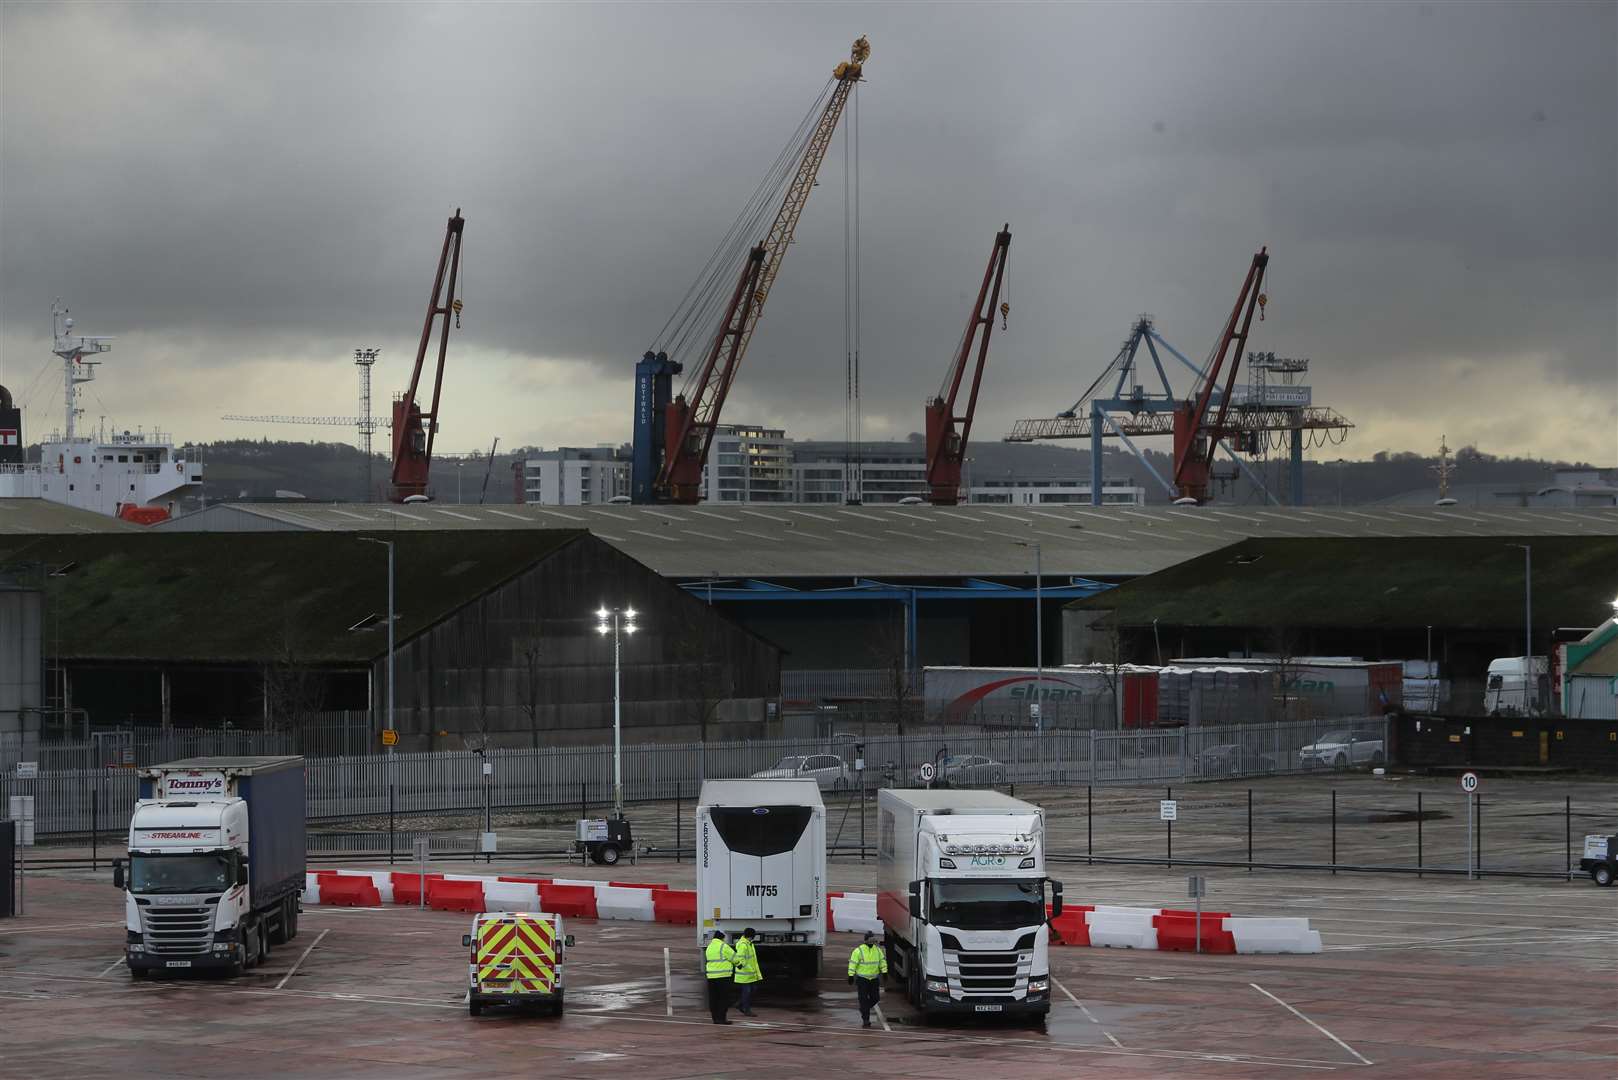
[130,853,232,894]
[929,879,1044,930]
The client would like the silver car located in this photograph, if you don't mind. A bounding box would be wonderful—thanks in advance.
[750,753,852,791]
[916,754,1007,788]
[1298,730,1385,769]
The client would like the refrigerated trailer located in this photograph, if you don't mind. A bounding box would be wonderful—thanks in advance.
[115,756,305,978]
[877,788,1061,1021]
[696,778,826,978]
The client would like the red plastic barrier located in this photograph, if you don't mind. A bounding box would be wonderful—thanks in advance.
[1152,914,1236,954]
[1160,908,1231,921]
[390,872,445,905]
[1049,907,1093,946]
[427,878,486,914]
[653,889,698,926]
[826,891,845,931]
[540,883,599,919]
[497,876,553,886]
[319,875,382,907]
[609,881,669,890]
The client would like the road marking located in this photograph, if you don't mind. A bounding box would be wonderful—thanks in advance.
[873,1003,890,1032]
[96,957,126,978]
[275,928,330,991]
[244,987,463,1010]
[1053,976,1123,1048]
[0,988,49,999]
[0,921,124,935]
[1328,934,1618,954]
[1251,982,1374,1067]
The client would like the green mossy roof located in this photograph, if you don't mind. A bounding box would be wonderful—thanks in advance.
[1069,535,1618,631]
[0,530,583,664]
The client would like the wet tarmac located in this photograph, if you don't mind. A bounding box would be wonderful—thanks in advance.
[1,863,1614,1078]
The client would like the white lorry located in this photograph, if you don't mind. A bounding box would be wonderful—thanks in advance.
[114,756,305,978]
[877,788,1061,1021]
[1484,656,1550,715]
[696,778,826,978]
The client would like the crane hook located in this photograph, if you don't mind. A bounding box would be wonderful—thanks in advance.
[1257,293,1267,322]
[453,297,464,328]
[999,300,1010,330]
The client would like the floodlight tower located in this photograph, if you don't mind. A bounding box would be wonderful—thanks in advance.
[355,348,381,499]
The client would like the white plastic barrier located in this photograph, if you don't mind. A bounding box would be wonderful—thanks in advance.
[594,885,658,921]
[830,896,881,935]
[303,873,322,905]
[1224,918,1323,955]
[366,871,395,905]
[1085,909,1159,950]
[482,880,542,912]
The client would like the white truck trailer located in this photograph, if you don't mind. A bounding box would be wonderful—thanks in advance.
[114,756,305,978]
[696,778,826,978]
[877,788,1061,1021]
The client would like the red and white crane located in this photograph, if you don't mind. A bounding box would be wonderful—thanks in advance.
[924,224,1011,506]
[390,209,465,501]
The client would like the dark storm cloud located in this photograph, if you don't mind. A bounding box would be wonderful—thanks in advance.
[1,1,1613,458]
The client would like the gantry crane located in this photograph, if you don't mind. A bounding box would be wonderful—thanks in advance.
[1005,248,1352,505]
[631,36,870,504]
[924,224,1011,506]
[390,209,465,501]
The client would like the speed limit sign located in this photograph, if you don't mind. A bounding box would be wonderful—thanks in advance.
[1460,771,1480,794]
[919,761,936,784]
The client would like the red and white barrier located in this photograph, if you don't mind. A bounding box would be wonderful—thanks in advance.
[299,874,1320,955]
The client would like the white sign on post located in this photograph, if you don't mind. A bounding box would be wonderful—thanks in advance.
[1159,800,1179,822]
[15,762,37,779]
[1459,771,1480,794]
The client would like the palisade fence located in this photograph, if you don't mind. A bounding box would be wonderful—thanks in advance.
[5,717,1383,837]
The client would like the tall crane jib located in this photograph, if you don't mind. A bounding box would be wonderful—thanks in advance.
[391,209,466,502]
[631,36,870,504]
[924,225,1011,506]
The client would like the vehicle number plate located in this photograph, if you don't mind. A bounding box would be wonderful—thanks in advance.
[973,1004,1002,1013]
[165,961,192,968]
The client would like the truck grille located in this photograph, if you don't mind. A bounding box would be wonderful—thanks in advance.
[944,949,1031,995]
[140,907,213,955]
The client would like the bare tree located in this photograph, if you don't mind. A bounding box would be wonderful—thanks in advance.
[867,617,915,736]
[262,616,325,737]
[1082,612,1128,730]
[1269,624,1303,723]
[516,638,545,750]
[672,608,733,742]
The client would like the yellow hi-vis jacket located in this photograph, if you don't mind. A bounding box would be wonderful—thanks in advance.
[733,937,762,984]
[848,942,887,979]
[705,937,737,979]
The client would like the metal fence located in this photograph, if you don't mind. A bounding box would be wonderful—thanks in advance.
[1,727,298,772]
[5,717,1384,837]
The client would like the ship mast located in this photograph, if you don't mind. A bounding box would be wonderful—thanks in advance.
[52,300,112,440]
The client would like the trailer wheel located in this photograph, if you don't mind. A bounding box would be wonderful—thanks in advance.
[597,843,621,866]
[1594,864,1615,887]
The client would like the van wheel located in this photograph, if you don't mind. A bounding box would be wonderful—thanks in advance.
[552,992,565,1017]
[1594,864,1615,887]
[469,996,483,1016]
[597,844,621,866]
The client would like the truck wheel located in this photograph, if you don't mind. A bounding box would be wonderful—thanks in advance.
[597,843,621,866]
[269,899,290,945]
[469,996,483,1017]
[128,966,147,981]
[1594,864,1615,887]
[258,922,272,962]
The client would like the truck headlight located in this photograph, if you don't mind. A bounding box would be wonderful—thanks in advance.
[1028,977,1049,992]
[925,979,949,993]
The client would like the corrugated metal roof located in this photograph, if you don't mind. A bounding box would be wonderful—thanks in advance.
[153,502,1618,578]
[0,498,140,534]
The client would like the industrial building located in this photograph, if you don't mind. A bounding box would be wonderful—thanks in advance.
[0,528,779,750]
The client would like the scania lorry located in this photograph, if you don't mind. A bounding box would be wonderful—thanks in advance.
[697,778,826,978]
[114,756,305,978]
[877,788,1061,1021]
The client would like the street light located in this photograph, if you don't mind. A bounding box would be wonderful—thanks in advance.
[1507,543,1534,713]
[596,604,638,818]
[358,538,396,748]
[1015,540,1043,732]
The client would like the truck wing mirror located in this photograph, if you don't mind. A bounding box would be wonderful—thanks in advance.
[1050,880,1064,920]
[112,860,124,890]
[237,863,249,887]
[907,880,924,922]
[564,935,576,948]
[462,934,472,947]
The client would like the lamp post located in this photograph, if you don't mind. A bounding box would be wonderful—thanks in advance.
[359,538,395,749]
[1508,544,1534,713]
[596,605,638,818]
[1015,540,1043,731]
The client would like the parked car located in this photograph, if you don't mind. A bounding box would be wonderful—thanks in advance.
[1298,730,1385,769]
[916,754,1007,788]
[750,753,852,791]
[1196,743,1278,776]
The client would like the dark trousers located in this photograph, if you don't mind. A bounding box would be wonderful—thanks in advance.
[855,976,881,1022]
[707,977,732,1023]
[737,981,756,1013]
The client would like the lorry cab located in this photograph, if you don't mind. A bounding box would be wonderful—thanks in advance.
[464,911,574,1016]
[1484,656,1550,715]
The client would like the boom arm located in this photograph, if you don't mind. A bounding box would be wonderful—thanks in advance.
[657,37,870,503]
[925,225,1011,506]
[1171,247,1268,502]
[391,209,465,501]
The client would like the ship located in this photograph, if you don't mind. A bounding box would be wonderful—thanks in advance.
[0,301,204,523]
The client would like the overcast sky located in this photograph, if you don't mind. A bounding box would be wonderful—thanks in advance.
[2,1,1614,464]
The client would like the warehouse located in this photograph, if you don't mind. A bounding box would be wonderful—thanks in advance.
[1065,534,1618,715]
[0,529,779,750]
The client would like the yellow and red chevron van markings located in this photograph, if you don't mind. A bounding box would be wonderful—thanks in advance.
[476,916,557,991]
